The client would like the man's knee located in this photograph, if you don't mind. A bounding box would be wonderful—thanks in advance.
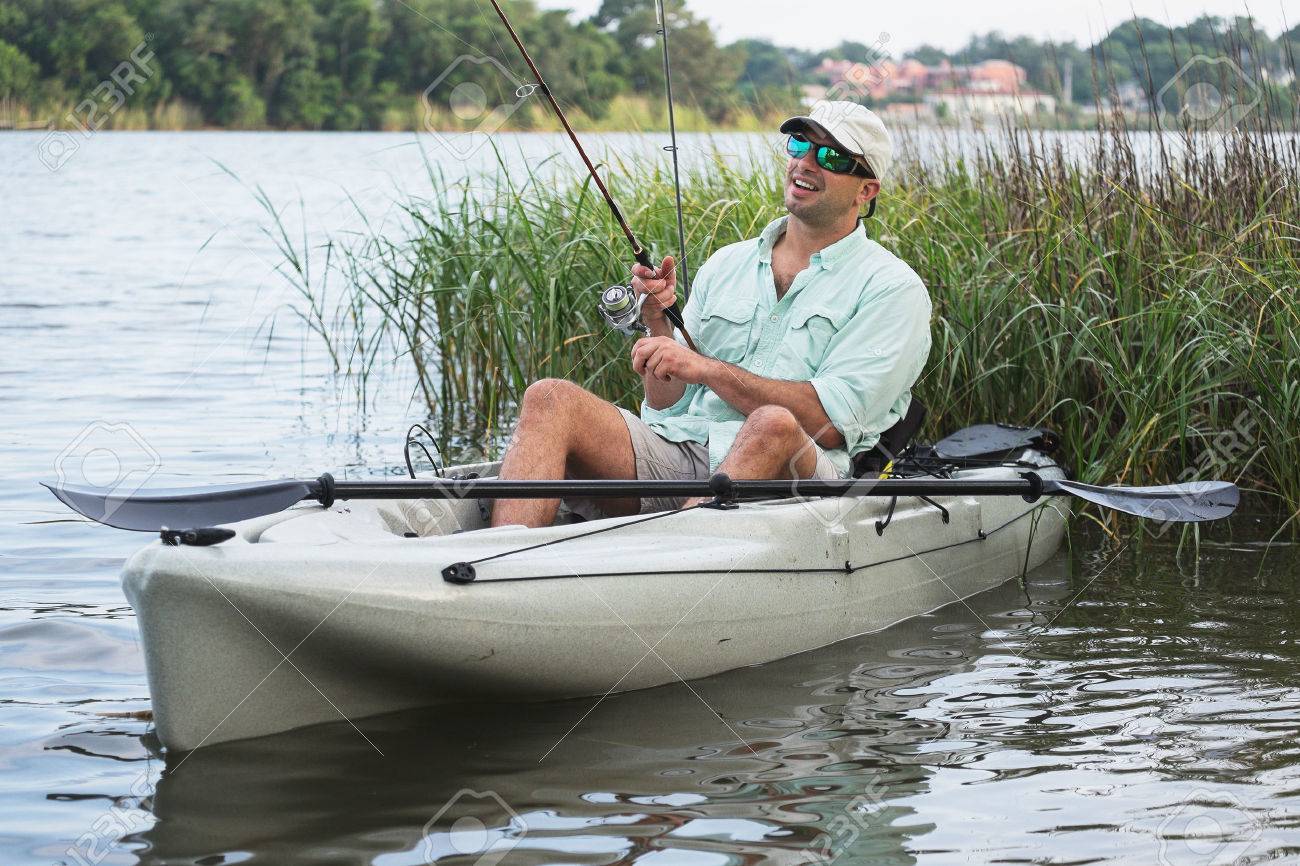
[519,378,586,420]
[741,405,802,442]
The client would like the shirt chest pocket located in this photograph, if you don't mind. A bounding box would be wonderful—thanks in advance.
[699,297,756,364]
[775,303,854,377]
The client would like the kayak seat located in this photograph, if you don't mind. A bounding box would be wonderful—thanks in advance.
[851,398,927,478]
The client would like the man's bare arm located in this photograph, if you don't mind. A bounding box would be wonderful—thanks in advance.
[641,315,689,409]
[702,360,844,449]
[631,335,845,450]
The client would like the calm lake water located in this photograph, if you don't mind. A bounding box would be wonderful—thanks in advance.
[2,130,1298,865]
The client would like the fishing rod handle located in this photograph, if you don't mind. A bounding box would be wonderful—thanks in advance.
[634,248,696,351]
[670,307,697,352]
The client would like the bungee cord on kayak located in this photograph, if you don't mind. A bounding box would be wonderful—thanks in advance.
[441,501,709,584]
[459,500,1056,584]
[441,487,1059,585]
[431,433,1071,584]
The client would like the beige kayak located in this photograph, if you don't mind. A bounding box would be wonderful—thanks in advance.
[121,451,1067,751]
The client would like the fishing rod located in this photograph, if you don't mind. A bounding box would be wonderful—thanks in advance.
[655,0,690,297]
[483,0,696,351]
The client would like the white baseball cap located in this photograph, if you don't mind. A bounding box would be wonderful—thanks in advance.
[780,101,893,181]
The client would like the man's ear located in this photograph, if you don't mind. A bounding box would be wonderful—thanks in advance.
[857,179,881,208]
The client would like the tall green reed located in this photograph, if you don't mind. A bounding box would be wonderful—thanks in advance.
[278,127,1299,529]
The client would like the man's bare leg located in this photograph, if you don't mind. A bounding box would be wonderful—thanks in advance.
[682,405,822,507]
[491,378,639,528]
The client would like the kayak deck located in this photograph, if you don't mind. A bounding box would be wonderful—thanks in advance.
[122,453,1068,751]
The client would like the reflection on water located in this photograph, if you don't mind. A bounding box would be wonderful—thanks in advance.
[139,575,1065,866]
[104,541,1297,865]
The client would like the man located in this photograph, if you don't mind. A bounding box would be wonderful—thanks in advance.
[490,101,931,528]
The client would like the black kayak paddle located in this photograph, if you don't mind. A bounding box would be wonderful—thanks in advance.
[43,472,1239,532]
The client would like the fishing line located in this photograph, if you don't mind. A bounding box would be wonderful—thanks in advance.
[393,0,502,66]
[458,501,707,569]
[469,0,517,75]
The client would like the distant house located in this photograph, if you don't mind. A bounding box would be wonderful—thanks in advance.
[816,58,857,83]
[817,56,1058,120]
[877,102,936,124]
[924,88,1057,119]
[799,84,829,108]
[1263,66,1295,86]
[1107,80,1150,112]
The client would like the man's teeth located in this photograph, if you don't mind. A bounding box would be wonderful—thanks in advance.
[793,178,816,191]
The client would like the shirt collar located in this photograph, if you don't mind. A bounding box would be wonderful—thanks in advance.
[756,216,869,269]
[756,217,787,264]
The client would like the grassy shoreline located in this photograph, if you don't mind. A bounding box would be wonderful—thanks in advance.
[7,94,1138,133]
[276,124,1299,532]
[4,95,786,133]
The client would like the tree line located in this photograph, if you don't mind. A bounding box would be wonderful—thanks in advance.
[0,0,1295,129]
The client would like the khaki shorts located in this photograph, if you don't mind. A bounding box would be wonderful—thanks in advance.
[564,408,841,519]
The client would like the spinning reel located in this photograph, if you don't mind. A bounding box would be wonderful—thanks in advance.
[597,284,649,337]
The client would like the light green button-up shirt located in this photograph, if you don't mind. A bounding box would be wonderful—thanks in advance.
[641,216,932,475]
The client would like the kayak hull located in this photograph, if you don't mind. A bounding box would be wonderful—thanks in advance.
[122,456,1067,751]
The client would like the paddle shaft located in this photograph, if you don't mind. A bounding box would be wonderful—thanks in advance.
[315,476,1045,501]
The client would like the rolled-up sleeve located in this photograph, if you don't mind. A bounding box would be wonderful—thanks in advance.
[809,279,932,455]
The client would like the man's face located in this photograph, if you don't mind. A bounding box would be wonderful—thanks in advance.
[783,131,880,226]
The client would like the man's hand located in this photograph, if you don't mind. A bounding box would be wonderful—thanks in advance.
[630,254,677,324]
[632,336,713,384]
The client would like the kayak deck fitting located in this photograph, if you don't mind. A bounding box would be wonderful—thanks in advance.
[122,449,1068,751]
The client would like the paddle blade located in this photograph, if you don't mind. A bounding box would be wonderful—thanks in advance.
[1046,478,1239,523]
[934,423,1060,459]
[42,479,315,531]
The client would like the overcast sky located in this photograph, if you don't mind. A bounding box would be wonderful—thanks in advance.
[540,0,1293,52]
